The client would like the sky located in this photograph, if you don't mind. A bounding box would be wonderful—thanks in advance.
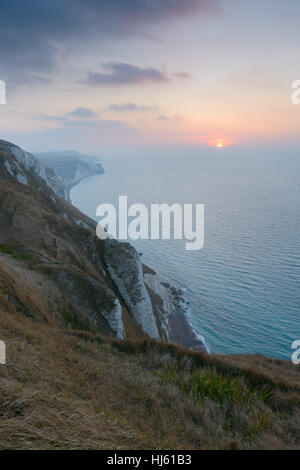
[0,0,300,155]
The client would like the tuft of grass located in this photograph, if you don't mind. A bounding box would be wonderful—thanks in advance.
[0,244,14,255]
[158,364,271,407]
[12,253,29,261]
[0,244,29,261]
[61,311,81,330]
[252,411,270,437]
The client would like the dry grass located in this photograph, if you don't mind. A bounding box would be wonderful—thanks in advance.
[1,308,300,450]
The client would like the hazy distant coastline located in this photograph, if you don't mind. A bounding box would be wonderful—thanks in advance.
[35,150,104,202]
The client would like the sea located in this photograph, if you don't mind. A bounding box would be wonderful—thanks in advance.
[71,147,300,359]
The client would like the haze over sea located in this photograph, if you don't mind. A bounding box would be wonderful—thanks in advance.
[71,148,300,359]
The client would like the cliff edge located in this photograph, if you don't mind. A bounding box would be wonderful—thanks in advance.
[34,150,104,202]
[0,140,205,349]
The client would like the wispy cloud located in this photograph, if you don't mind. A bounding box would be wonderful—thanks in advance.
[66,107,99,118]
[63,120,99,128]
[40,108,134,133]
[156,115,183,121]
[40,114,67,122]
[157,115,170,121]
[63,118,131,131]
[85,63,169,86]
[107,103,153,112]
[41,108,98,122]
[171,72,191,80]
[84,63,191,87]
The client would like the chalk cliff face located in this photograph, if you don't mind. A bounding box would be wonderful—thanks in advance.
[34,151,104,202]
[0,142,104,203]
[0,140,205,350]
[105,240,160,339]
[0,140,66,198]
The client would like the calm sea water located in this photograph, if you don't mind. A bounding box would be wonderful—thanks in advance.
[71,149,300,359]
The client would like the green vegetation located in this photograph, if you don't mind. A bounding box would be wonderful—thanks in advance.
[156,363,273,436]
[158,364,272,407]
[0,244,14,255]
[61,310,82,330]
[0,244,29,261]
[0,310,299,449]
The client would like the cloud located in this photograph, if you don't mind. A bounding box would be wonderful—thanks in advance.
[63,118,131,131]
[85,63,169,86]
[156,114,183,121]
[41,108,98,122]
[84,63,191,87]
[171,72,191,80]
[0,1,219,83]
[157,115,170,121]
[66,107,99,118]
[40,114,67,122]
[63,120,99,128]
[39,108,135,133]
[107,103,152,112]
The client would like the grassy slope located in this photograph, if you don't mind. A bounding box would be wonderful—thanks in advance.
[1,303,300,450]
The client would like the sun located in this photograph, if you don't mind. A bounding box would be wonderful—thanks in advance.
[205,137,233,148]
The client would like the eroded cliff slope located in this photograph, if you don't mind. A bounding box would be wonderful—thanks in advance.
[0,140,204,348]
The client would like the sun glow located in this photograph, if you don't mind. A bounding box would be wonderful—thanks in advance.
[186,135,233,148]
[213,138,233,148]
